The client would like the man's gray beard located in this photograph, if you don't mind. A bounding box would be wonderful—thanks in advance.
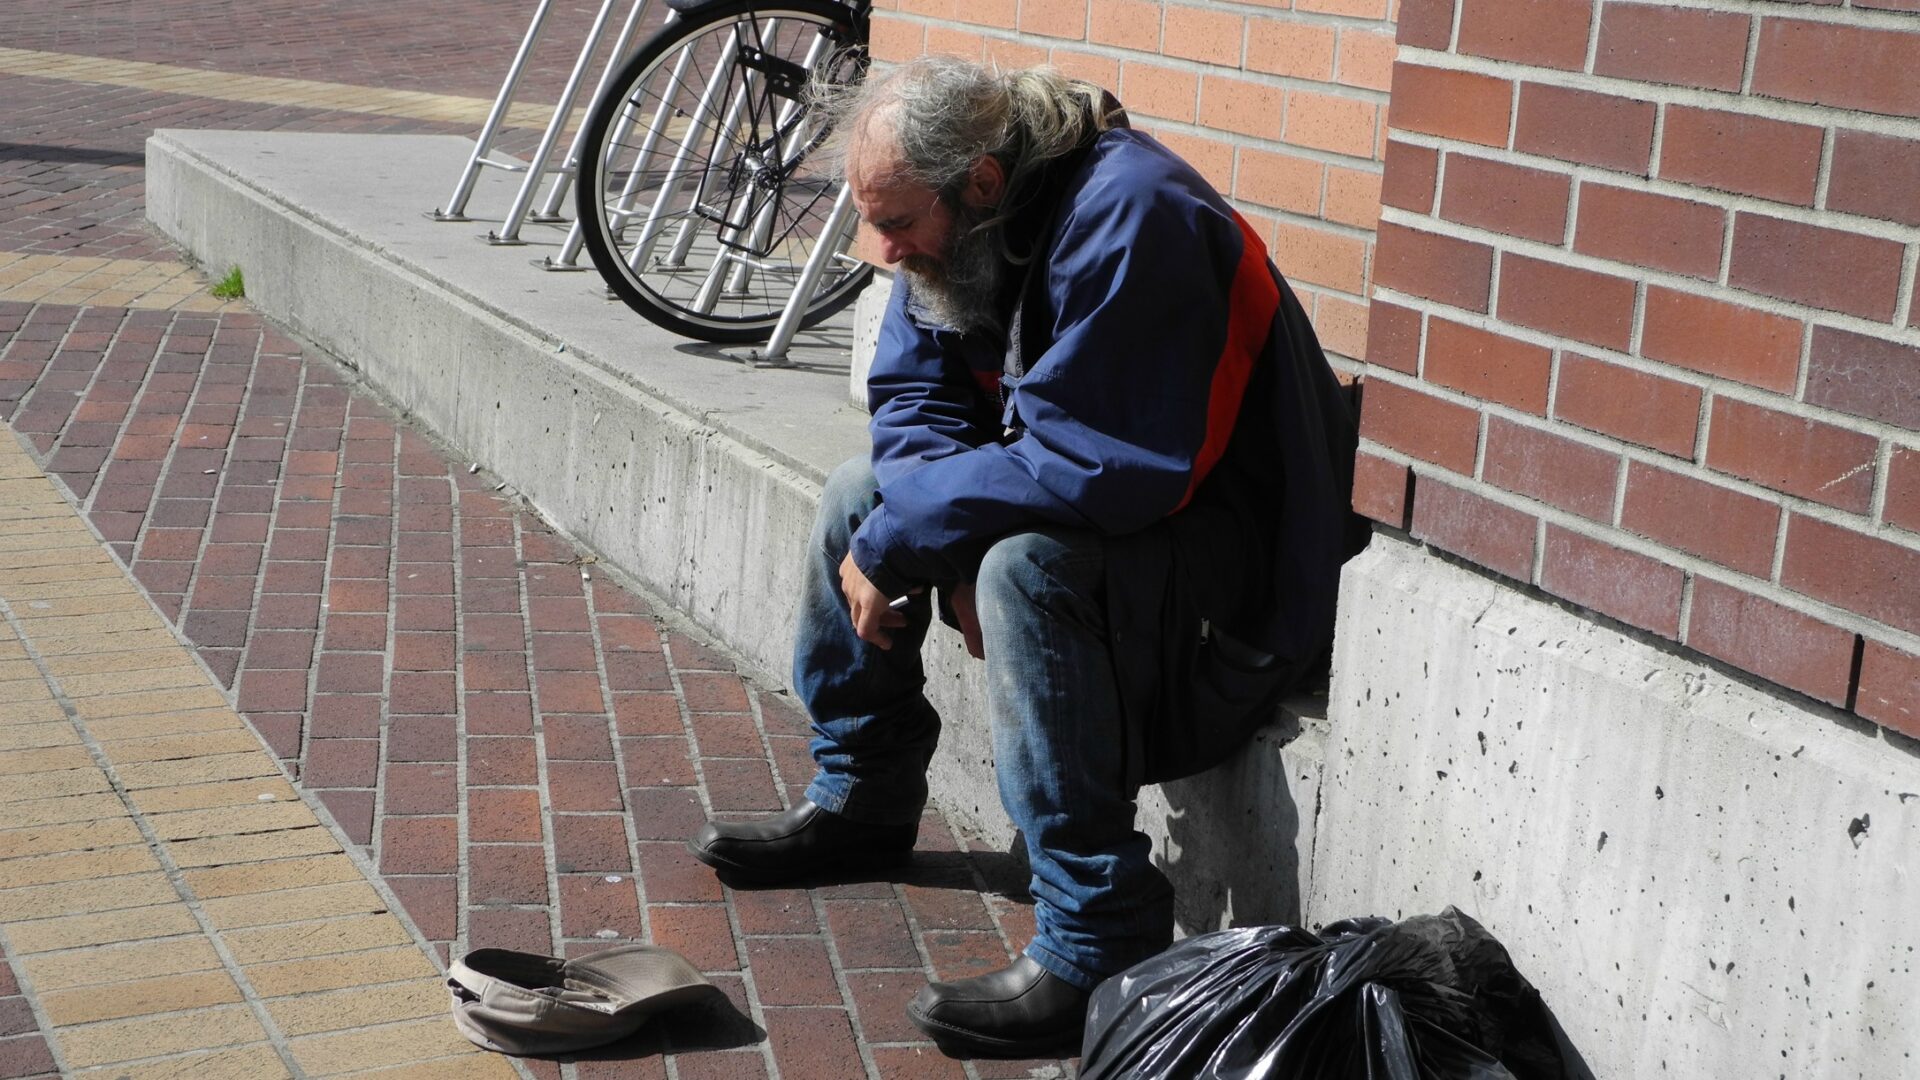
[900,210,1007,338]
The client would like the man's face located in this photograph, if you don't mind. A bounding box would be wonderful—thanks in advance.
[850,161,1008,336]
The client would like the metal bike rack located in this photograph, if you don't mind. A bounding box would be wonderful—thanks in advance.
[428,0,558,222]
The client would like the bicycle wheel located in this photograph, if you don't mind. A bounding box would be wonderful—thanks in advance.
[575,0,872,344]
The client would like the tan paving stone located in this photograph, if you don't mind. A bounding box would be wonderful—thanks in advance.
[24,936,224,991]
[264,979,446,1037]
[0,816,144,859]
[15,582,163,607]
[0,560,120,585]
[0,871,178,921]
[86,708,246,743]
[0,844,161,889]
[73,685,230,720]
[183,853,363,898]
[11,592,148,618]
[0,657,45,680]
[58,663,215,699]
[0,546,129,571]
[200,880,386,930]
[118,751,280,789]
[245,945,441,999]
[289,1017,477,1076]
[13,609,166,639]
[71,1043,290,1080]
[131,776,299,814]
[8,902,200,954]
[28,627,181,656]
[343,1056,521,1080]
[47,648,204,677]
[223,913,414,965]
[57,1003,267,1069]
[100,729,264,764]
[0,702,65,728]
[43,969,245,1026]
[167,825,340,868]
[150,800,319,841]
[0,720,79,750]
[4,791,126,828]
[0,744,91,774]
[0,765,110,802]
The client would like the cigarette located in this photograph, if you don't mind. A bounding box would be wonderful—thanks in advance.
[888,594,913,610]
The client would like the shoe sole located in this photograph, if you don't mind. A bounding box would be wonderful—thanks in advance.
[905,1000,1082,1060]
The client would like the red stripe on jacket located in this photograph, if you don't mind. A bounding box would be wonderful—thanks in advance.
[1174,212,1280,512]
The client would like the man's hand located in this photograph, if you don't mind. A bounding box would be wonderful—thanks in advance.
[950,583,984,660]
[839,553,908,650]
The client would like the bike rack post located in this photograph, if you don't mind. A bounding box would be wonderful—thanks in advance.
[531,0,655,230]
[429,0,558,222]
[487,0,622,245]
[734,182,860,366]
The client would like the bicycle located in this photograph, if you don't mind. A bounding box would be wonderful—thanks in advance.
[573,0,873,345]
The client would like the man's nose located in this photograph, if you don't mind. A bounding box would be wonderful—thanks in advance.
[878,235,913,265]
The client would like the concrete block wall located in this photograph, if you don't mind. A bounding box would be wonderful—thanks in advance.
[1353,0,1920,736]
[866,0,1399,365]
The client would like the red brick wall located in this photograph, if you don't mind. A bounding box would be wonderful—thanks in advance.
[867,0,1399,364]
[1354,0,1920,735]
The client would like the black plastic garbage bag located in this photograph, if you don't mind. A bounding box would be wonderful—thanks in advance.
[1080,907,1592,1080]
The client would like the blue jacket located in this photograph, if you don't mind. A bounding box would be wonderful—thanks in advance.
[853,127,1362,783]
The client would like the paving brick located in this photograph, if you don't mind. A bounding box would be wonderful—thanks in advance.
[468,844,549,905]
[58,1004,267,1069]
[552,815,631,873]
[635,841,724,904]
[763,1007,866,1080]
[383,763,459,815]
[747,937,841,1006]
[466,908,554,954]
[558,874,644,940]
[244,944,440,998]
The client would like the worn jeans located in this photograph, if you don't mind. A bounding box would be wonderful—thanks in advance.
[796,458,1174,991]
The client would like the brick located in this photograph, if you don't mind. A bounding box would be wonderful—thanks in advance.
[469,737,538,786]
[1621,462,1780,578]
[1285,90,1376,158]
[1497,254,1636,351]
[390,671,456,714]
[1118,63,1196,123]
[546,760,621,812]
[1248,19,1335,81]
[1338,28,1396,93]
[1380,141,1439,214]
[41,969,242,1027]
[1888,447,1920,535]
[765,1007,866,1080]
[635,840,724,903]
[1388,64,1512,148]
[1198,76,1284,140]
[1573,184,1725,280]
[1658,107,1823,208]
[1458,0,1592,69]
[553,815,630,873]
[1553,354,1699,458]
[384,762,458,815]
[1019,0,1085,38]
[379,815,458,875]
[1089,0,1159,51]
[465,651,530,692]
[1424,318,1552,414]
[1483,417,1618,521]
[1514,83,1655,174]
[1359,379,1481,474]
[1325,167,1383,229]
[1362,300,1419,377]
[1752,18,1920,119]
[1729,213,1904,322]
[537,671,607,714]
[1440,155,1571,244]
[1163,5,1244,65]
[466,692,533,735]
[388,715,456,762]
[1397,0,1456,48]
[645,903,736,971]
[1705,397,1876,513]
[1541,526,1684,637]
[1857,641,1920,737]
[316,651,384,694]
[1782,516,1920,636]
[1373,222,1494,312]
[867,16,921,62]
[1411,476,1537,580]
[1828,129,1920,228]
[470,844,549,905]
[1235,149,1321,216]
[625,787,706,840]
[1806,327,1920,432]
[746,938,840,1006]
[1638,288,1800,394]
[1268,220,1368,294]
[1594,4,1748,91]
[1147,129,1233,195]
[692,713,764,758]
[1298,0,1387,17]
[1688,577,1857,705]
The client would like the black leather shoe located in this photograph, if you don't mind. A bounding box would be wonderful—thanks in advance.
[687,799,916,881]
[907,955,1090,1059]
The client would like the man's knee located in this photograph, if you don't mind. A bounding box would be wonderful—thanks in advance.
[976,530,1102,622]
[815,457,878,551]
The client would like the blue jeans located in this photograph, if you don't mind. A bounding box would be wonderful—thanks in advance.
[796,458,1174,990]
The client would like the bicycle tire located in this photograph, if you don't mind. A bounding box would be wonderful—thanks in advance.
[575,0,872,344]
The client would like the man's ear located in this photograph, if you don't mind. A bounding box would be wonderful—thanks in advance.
[962,154,1006,210]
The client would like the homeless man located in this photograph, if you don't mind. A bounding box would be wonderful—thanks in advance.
[688,57,1364,1058]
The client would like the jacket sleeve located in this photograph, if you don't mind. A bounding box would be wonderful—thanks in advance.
[851,178,1244,597]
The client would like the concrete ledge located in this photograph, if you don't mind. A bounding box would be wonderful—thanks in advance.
[1317,532,1920,1078]
[145,130,1322,931]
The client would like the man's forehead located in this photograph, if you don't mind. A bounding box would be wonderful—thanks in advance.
[850,173,934,222]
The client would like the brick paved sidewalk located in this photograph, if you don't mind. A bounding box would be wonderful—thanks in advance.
[0,298,1078,1080]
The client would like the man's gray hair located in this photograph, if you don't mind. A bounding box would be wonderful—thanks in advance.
[816,57,1119,227]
